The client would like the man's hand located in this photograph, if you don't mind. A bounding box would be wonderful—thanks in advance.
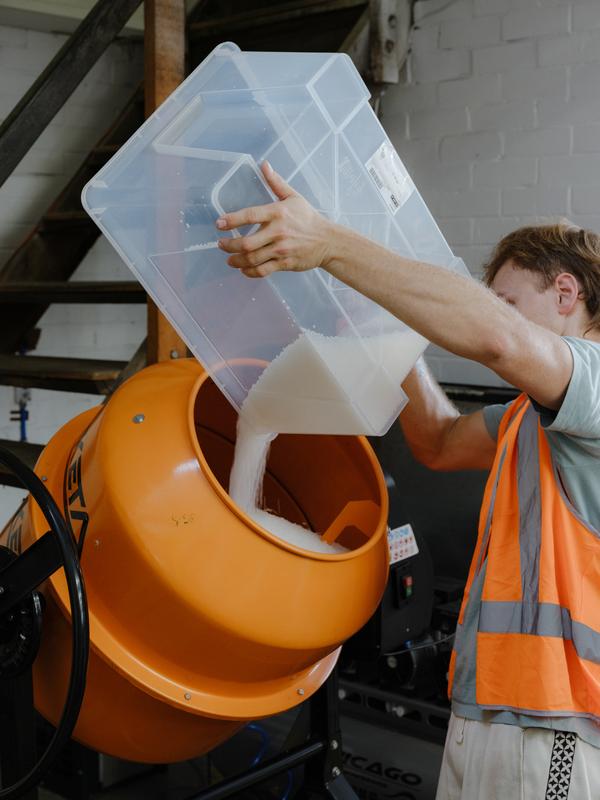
[216,161,333,278]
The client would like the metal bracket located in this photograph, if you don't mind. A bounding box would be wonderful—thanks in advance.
[369,0,411,84]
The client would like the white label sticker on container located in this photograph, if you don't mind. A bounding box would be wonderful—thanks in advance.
[366,143,414,215]
[387,523,419,565]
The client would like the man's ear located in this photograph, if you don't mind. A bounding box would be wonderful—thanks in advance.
[555,272,580,315]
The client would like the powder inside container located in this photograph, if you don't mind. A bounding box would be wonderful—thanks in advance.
[239,328,426,435]
[229,419,348,555]
[249,509,348,555]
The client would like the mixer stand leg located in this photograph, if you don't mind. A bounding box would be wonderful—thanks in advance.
[301,668,359,800]
[323,772,359,800]
[183,667,358,800]
[0,668,38,800]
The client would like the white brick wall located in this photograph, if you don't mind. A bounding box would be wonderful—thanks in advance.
[502,6,570,40]
[0,23,144,526]
[573,124,600,153]
[381,0,600,387]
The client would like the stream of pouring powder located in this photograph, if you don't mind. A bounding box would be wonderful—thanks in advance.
[228,419,275,512]
[228,419,348,555]
[227,329,426,553]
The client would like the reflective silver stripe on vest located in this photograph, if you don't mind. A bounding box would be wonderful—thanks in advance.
[452,564,489,705]
[479,600,600,665]
[475,400,525,575]
[475,444,508,575]
[517,405,542,633]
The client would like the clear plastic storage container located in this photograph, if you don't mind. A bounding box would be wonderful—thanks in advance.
[82,42,468,436]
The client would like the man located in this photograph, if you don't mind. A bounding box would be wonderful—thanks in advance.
[216,161,600,799]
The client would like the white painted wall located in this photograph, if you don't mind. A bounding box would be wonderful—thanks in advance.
[0,23,144,525]
[381,0,600,383]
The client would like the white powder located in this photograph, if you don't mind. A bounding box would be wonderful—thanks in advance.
[228,419,275,511]
[229,328,423,553]
[184,242,219,251]
[228,420,347,554]
[249,508,348,555]
[239,328,427,435]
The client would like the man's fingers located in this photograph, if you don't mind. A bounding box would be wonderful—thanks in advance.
[218,228,272,254]
[215,202,276,231]
[215,164,294,231]
[226,245,277,270]
[240,261,280,279]
[261,160,296,201]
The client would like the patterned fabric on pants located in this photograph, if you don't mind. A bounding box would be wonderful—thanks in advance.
[435,713,600,800]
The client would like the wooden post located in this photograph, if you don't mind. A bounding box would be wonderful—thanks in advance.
[144,0,188,363]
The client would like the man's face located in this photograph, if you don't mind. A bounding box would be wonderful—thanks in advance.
[490,259,561,332]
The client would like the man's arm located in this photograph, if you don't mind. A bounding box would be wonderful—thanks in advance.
[400,359,497,472]
[217,163,574,411]
[322,222,573,412]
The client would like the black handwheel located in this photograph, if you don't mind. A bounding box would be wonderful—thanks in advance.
[0,446,89,800]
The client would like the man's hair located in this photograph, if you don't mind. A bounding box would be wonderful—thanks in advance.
[482,220,600,333]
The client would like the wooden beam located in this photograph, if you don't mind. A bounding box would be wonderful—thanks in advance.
[144,0,188,364]
[105,338,148,398]
[0,0,144,190]
[0,355,127,394]
[0,281,145,305]
[189,5,368,65]
[189,0,367,38]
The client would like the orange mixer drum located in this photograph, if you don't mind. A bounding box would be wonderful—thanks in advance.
[0,359,389,762]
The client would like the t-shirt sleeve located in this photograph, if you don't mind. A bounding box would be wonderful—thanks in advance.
[482,403,510,442]
[536,337,600,439]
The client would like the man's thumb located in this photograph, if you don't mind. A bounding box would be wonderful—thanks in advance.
[262,160,296,200]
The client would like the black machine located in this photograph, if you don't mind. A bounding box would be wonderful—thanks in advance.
[338,472,463,766]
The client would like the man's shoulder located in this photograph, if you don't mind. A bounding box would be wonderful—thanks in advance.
[481,338,600,444]
[542,336,600,443]
[563,335,600,367]
[482,401,514,443]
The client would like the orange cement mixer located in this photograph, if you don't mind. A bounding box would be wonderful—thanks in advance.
[0,359,389,763]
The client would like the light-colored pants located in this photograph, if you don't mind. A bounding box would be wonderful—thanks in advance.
[436,713,600,800]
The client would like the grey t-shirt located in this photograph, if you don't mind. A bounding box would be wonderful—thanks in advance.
[454,336,600,745]
[483,336,600,531]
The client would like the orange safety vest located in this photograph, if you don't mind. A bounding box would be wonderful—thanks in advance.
[448,393,600,720]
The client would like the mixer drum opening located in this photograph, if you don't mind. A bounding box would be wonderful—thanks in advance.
[193,373,384,554]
